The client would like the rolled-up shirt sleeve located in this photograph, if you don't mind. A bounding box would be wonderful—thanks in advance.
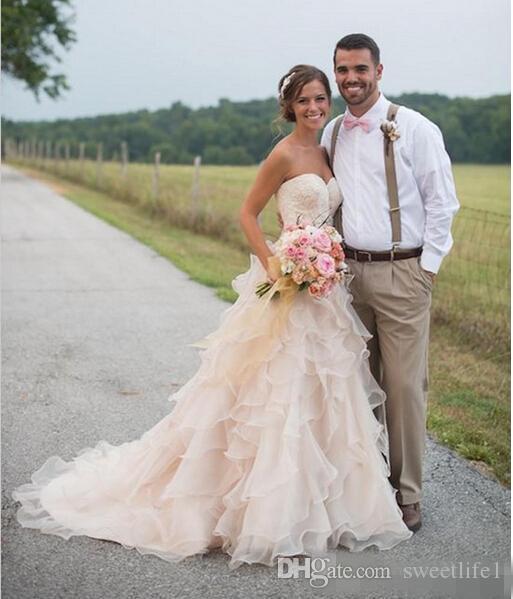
[411,119,460,273]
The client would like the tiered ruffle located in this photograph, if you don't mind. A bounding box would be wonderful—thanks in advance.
[12,254,412,570]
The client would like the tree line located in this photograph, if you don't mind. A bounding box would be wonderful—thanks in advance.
[2,93,510,165]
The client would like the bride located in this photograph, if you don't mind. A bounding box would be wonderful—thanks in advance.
[12,65,412,570]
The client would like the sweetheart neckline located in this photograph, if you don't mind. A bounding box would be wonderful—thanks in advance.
[281,173,336,188]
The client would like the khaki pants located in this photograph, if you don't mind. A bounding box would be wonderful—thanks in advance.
[347,256,432,505]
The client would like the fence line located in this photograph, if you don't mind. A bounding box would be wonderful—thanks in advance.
[4,137,509,357]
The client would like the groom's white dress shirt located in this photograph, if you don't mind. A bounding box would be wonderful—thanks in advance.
[321,93,460,273]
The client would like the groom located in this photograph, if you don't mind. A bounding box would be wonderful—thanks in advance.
[321,33,459,532]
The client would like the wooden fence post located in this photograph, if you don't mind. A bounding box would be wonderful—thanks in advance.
[55,142,61,172]
[64,142,70,172]
[79,142,85,179]
[45,141,52,167]
[191,155,201,213]
[120,141,128,182]
[38,140,45,167]
[96,142,103,186]
[152,151,161,206]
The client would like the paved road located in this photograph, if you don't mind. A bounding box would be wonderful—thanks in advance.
[1,165,510,599]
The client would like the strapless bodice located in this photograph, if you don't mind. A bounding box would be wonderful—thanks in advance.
[276,173,342,227]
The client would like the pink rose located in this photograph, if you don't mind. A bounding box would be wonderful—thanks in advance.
[312,230,332,252]
[308,282,322,298]
[297,233,312,247]
[309,277,334,298]
[294,247,307,261]
[315,254,335,277]
[320,279,333,296]
[330,243,343,260]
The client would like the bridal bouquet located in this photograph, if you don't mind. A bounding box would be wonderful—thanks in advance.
[256,221,349,300]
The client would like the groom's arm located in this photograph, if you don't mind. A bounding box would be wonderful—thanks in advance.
[411,118,460,274]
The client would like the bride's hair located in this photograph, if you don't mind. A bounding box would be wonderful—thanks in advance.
[277,65,331,123]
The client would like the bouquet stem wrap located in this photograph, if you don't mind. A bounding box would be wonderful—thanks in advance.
[191,255,298,353]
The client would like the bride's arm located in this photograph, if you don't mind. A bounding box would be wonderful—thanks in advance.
[239,147,291,278]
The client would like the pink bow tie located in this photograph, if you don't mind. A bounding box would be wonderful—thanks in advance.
[343,115,371,132]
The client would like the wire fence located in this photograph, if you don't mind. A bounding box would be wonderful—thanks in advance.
[431,206,510,358]
[5,138,510,360]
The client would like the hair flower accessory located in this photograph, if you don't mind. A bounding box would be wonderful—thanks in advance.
[279,72,296,99]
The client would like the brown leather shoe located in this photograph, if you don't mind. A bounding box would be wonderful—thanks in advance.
[399,502,422,532]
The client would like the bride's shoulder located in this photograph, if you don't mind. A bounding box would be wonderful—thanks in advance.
[270,136,295,157]
[263,138,294,172]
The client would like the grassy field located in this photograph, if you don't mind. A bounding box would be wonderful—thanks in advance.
[18,158,510,356]
[9,160,511,486]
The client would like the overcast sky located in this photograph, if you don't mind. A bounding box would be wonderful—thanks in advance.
[1,0,510,122]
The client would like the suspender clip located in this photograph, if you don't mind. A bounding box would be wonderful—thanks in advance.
[391,243,401,262]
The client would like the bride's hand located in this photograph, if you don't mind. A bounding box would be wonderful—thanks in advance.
[266,270,278,284]
[266,255,281,283]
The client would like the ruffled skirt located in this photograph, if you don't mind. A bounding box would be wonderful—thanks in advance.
[12,254,412,569]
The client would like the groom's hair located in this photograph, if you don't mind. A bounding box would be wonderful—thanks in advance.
[333,34,380,66]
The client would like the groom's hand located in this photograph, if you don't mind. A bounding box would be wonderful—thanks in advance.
[422,269,436,283]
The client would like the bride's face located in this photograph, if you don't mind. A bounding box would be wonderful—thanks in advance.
[291,80,330,131]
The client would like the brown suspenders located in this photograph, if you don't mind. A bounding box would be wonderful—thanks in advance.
[383,103,401,248]
[329,115,345,237]
[329,103,401,248]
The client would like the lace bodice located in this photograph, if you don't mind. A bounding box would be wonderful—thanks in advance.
[276,174,342,227]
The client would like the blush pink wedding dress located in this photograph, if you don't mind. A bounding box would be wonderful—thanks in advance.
[12,174,412,570]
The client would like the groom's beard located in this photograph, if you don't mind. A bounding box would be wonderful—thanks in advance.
[338,81,377,106]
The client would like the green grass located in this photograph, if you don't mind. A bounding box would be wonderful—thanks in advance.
[427,324,510,484]
[436,165,510,357]
[452,164,510,215]
[12,162,510,486]
[20,159,511,360]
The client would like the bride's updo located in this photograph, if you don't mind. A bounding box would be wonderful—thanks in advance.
[278,65,332,122]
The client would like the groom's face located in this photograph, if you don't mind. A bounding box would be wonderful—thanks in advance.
[334,48,383,108]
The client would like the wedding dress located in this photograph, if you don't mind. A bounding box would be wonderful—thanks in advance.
[12,173,412,570]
